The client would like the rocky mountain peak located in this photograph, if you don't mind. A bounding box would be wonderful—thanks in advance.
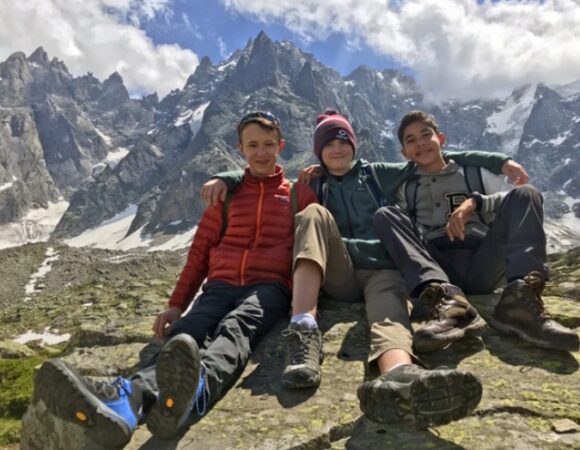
[27,47,50,68]
[103,71,124,87]
[185,56,214,87]
[230,31,281,92]
[99,71,129,108]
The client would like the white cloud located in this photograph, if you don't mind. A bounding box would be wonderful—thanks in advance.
[0,0,198,98]
[217,37,229,59]
[221,0,580,101]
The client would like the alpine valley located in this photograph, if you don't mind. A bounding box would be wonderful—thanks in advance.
[0,31,578,253]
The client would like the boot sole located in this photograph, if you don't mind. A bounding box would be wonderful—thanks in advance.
[359,370,482,428]
[33,359,132,449]
[281,367,321,389]
[414,315,487,353]
[146,334,201,440]
[488,316,580,352]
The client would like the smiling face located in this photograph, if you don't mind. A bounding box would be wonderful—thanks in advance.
[238,123,284,177]
[320,138,354,176]
[400,120,447,173]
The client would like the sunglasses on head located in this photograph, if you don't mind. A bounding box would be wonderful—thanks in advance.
[238,111,280,127]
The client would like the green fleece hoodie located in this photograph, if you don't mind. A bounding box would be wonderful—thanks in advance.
[214,151,509,269]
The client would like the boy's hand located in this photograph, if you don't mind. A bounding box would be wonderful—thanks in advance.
[446,198,476,242]
[153,307,182,339]
[200,179,227,207]
[298,164,323,184]
[501,160,529,185]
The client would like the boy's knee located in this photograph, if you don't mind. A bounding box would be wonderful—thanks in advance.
[296,203,332,224]
[373,206,399,229]
[510,185,542,203]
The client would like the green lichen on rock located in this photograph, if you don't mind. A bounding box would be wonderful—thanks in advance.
[3,243,580,449]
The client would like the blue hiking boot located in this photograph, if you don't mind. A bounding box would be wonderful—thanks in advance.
[34,359,139,448]
[146,333,205,440]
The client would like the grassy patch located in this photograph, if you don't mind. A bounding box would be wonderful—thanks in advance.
[0,356,45,445]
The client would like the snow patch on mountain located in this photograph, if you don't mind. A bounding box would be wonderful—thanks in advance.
[0,176,17,192]
[545,217,580,254]
[64,205,152,250]
[486,84,537,155]
[24,247,59,301]
[174,101,210,136]
[13,327,71,346]
[148,227,197,252]
[0,200,69,250]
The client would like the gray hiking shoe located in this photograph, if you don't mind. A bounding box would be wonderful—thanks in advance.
[146,334,201,440]
[489,271,579,351]
[281,321,323,389]
[33,359,139,449]
[357,364,482,428]
[414,283,486,353]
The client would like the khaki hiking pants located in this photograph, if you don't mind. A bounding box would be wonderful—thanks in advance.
[292,204,415,363]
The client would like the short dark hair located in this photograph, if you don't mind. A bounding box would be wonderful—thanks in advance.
[397,111,440,145]
[237,112,283,143]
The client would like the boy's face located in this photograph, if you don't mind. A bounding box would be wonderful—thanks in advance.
[400,120,446,170]
[321,138,354,176]
[238,123,284,177]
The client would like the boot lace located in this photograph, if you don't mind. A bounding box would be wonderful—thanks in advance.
[420,285,446,320]
[282,328,314,365]
[85,377,124,401]
[522,271,548,319]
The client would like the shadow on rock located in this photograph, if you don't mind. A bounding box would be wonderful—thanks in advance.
[418,335,486,370]
[481,330,579,374]
[344,417,467,450]
[237,319,320,408]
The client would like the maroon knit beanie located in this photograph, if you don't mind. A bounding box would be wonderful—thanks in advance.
[313,109,357,160]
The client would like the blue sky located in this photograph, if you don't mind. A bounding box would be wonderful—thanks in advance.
[142,0,411,77]
[0,0,578,101]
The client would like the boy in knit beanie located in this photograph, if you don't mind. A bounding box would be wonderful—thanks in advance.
[203,109,526,427]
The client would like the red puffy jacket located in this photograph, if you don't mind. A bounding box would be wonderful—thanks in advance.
[169,165,317,311]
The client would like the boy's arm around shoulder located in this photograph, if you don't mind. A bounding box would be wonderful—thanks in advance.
[294,182,319,211]
[443,150,509,174]
[212,170,244,191]
[168,202,224,311]
[370,161,414,205]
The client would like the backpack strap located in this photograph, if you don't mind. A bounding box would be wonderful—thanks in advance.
[404,176,420,223]
[360,160,387,208]
[314,176,327,206]
[289,181,298,216]
[220,191,233,238]
[463,165,486,195]
[463,165,487,223]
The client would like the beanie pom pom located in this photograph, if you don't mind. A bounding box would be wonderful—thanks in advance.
[316,108,339,125]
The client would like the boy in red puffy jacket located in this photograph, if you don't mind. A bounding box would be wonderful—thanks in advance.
[33,111,317,448]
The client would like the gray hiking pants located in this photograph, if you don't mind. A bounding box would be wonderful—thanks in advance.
[374,185,547,295]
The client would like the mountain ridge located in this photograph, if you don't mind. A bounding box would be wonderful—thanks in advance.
[0,32,578,251]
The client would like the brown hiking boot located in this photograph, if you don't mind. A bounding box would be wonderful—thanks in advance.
[281,321,323,389]
[489,271,579,351]
[413,283,486,353]
[357,364,482,428]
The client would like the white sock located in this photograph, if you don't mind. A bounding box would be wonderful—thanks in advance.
[290,313,317,328]
[387,363,410,373]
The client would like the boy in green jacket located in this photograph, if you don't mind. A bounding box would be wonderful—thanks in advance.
[202,109,524,427]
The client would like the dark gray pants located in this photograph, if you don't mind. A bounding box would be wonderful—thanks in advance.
[374,185,547,295]
[132,281,290,414]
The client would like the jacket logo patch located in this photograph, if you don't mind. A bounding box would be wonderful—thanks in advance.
[276,195,290,203]
[445,192,468,218]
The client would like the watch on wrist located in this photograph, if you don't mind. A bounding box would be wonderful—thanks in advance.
[467,192,483,212]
